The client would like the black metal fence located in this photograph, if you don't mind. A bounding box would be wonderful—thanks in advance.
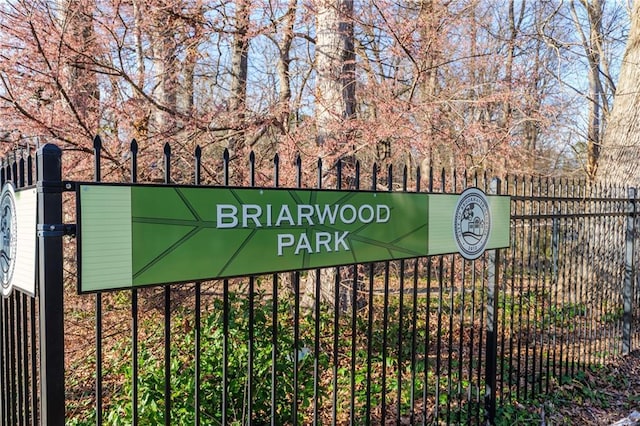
[1,140,639,425]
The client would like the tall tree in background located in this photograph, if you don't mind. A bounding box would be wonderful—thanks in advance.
[597,0,640,185]
[150,3,178,134]
[571,0,616,180]
[314,0,355,154]
[56,0,100,132]
[228,0,250,151]
[311,0,356,310]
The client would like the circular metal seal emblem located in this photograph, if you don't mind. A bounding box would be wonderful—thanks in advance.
[0,183,17,298]
[453,187,491,260]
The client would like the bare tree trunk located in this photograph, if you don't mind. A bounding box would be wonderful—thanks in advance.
[312,0,356,312]
[55,0,99,132]
[589,2,638,301]
[315,0,355,150]
[181,44,197,117]
[227,0,250,180]
[502,0,525,130]
[276,0,298,135]
[151,10,178,135]
[597,1,640,185]
[417,0,441,169]
[573,0,607,180]
[133,0,145,89]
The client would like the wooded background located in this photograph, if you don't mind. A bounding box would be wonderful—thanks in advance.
[0,0,634,185]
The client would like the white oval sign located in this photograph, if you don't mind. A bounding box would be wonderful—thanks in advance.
[0,183,17,297]
[453,187,491,260]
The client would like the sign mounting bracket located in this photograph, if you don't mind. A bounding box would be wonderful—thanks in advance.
[37,223,77,238]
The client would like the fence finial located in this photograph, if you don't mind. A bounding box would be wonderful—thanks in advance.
[93,135,102,151]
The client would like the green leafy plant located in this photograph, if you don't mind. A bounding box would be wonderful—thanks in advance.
[91,292,323,425]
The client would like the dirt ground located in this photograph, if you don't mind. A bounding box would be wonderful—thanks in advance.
[535,350,640,425]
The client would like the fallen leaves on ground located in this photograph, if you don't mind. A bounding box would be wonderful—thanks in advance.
[519,350,640,425]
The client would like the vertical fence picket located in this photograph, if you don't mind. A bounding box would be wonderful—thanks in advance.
[617,184,627,355]
[457,173,468,425]
[271,153,280,426]
[635,186,640,352]
[381,164,392,423]
[540,178,553,392]
[589,183,606,362]
[349,160,360,426]
[569,179,578,377]
[247,151,256,426]
[514,177,525,400]
[130,139,139,426]
[555,179,563,379]
[7,270,15,426]
[577,180,585,373]
[582,182,591,371]
[194,144,202,426]
[557,179,567,379]
[601,181,611,363]
[541,178,551,395]
[163,143,171,426]
[624,188,636,355]
[313,157,322,426]
[93,136,104,426]
[365,162,376,425]
[434,169,444,422]
[293,261,301,426]
[221,149,229,425]
[11,159,17,186]
[498,175,509,403]
[9,260,16,426]
[396,165,407,426]
[524,177,534,400]
[20,288,29,426]
[28,150,37,426]
[331,159,342,426]
[409,165,421,425]
[474,191,486,422]
[538,176,546,394]
[18,155,24,188]
[551,179,560,379]
[603,182,613,358]
[4,159,14,426]
[569,179,578,374]
[484,178,501,426]
[218,149,229,424]
[27,151,33,185]
[531,178,541,397]
[605,185,626,355]
[637,187,640,352]
[16,286,23,425]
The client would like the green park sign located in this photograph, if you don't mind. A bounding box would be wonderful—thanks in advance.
[76,184,510,293]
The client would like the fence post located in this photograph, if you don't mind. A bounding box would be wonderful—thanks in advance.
[623,187,636,355]
[484,177,501,426]
[37,144,65,425]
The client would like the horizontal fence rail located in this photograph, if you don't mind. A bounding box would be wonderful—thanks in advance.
[1,139,639,425]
